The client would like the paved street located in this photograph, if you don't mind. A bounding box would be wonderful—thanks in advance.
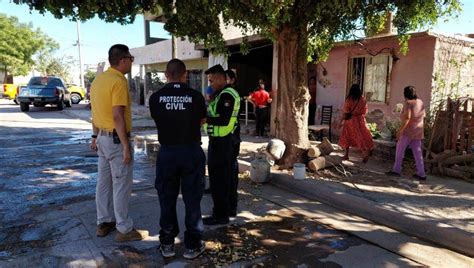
[0,99,464,267]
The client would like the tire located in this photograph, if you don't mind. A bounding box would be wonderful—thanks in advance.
[70,93,82,104]
[20,102,29,112]
[57,98,64,111]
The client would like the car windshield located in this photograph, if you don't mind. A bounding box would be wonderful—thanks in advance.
[28,77,63,88]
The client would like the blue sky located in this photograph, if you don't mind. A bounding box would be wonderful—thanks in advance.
[0,1,170,67]
[0,0,473,77]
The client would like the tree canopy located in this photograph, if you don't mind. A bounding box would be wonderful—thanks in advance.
[0,13,58,82]
[14,0,461,165]
[36,53,75,83]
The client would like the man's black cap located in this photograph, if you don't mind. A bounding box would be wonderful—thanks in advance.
[205,64,226,75]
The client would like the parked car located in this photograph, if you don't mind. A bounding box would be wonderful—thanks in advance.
[17,76,72,112]
[15,84,28,104]
[2,84,18,104]
[66,84,86,104]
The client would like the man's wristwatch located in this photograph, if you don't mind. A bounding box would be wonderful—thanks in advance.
[91,134,98,139]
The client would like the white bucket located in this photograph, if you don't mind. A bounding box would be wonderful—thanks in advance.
[293,163,306,180]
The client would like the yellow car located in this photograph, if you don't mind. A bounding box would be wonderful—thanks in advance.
[67,84,86,104]
[2,84,18,104]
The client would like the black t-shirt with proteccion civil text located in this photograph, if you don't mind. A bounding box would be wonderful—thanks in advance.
[149,82,206,145]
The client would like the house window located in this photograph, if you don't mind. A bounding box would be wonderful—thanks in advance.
[349,54,392,103]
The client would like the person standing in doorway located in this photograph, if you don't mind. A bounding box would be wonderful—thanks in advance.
[225,69,241,217]
[149,59,207,259]
[308,76,317,125]
[90,44,148,242]
[248,78,271,137]
[203,64,240,225]
[386,86,427,180]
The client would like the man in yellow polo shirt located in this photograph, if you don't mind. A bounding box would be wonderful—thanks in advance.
[89,44,148,242]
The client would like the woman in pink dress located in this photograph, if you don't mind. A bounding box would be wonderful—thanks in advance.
[338,84,374,162]
[386,86,426,180]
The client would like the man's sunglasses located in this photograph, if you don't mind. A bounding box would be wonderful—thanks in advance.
[123,56,135,62]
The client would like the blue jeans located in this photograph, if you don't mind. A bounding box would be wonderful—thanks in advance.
[155,143,205,249]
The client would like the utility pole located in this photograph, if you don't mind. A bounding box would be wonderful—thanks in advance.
[171,0,177,58]
[76,21,85,88]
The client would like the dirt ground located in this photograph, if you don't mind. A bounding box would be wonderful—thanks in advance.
[237,136,474,234]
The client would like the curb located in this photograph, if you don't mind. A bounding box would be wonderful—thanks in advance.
[267,171,474,258]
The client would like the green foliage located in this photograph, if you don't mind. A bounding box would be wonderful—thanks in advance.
[13,1,461,61]
[385,119,401,141]
[84,70,96,86]
[0,13,58,80]
[366,122,381,139]
[36,52,74,82]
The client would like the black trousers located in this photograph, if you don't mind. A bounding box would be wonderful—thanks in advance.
[309,103,317,125]
[208,135,233,219]
[229,139,240,214]
[255,106,268,136]
[155,144,205,249]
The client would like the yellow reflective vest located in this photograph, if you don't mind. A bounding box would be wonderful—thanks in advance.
[205,87,240,137]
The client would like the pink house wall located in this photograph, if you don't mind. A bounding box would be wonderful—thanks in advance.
[314,34,437,125]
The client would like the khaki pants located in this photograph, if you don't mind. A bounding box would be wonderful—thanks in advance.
[96,135,134,234]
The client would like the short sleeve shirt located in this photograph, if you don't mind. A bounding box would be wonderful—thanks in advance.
[250,88,270,107]
[149,83,207,145]
[401,99,425,139]
[90,67,132,132]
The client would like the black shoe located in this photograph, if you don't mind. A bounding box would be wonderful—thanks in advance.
[183,242,205,259]
[385,171,401,177]
[159,243,175,258]
[202,216,229,225]
[203,188,211,194]
[413,174,427,181]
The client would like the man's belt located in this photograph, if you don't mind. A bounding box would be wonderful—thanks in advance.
[99,130,131,137]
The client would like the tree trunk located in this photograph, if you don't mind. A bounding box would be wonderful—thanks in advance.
[2,66,7,84]
[274,25,311,168]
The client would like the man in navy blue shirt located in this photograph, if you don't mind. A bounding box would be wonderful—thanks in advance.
[149,59,207,260]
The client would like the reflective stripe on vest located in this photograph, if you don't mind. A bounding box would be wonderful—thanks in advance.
[205,87,240,137]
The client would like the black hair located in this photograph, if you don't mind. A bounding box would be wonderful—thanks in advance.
[225,69,237,82]
[205,64,226,76]
[309,76,316,81]
[347,84,362,100]
[404,86,418,100]
[108,44,130,66]
[166,59,187,80]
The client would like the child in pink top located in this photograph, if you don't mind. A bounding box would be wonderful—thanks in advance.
[386,86,427,180]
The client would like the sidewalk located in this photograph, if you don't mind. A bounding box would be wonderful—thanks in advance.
[64,104,474,260]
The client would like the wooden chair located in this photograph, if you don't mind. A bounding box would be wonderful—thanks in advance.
[308,105,333,142]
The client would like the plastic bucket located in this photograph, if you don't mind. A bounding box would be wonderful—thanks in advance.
[293,163,306,180]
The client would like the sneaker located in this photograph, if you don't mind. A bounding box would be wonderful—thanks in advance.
[115,229,149,242]
[183,242,205,259]
[96,222,116,237]
[385,171,401,177]
[159,243,175,258]
[202,216,229,226]
[413,174,427,181]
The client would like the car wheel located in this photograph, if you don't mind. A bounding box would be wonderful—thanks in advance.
[57,98,64,110]
[71,93,82,104]
[20,102,29,112]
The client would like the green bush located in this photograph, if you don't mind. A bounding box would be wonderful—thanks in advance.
[366,123,381,139]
